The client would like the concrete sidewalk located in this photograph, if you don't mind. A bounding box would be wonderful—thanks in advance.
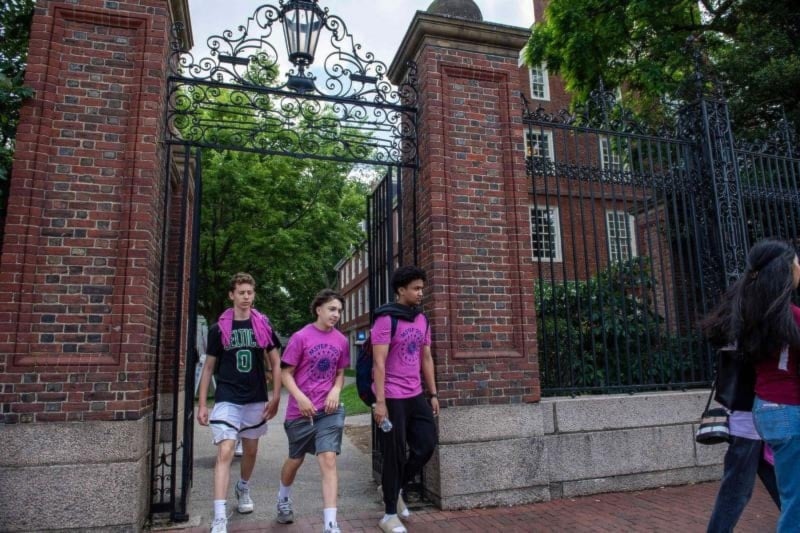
[152,389,779,532]
[162,388,382,531]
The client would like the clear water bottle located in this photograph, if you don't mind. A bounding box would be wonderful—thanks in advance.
[379,417,393,432]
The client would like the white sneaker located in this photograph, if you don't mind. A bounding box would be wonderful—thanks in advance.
[235,482,254,514]
[234,439,243,457]
[210,517,227,533]
[379,515,407,533]
[398,491,410,518]
[323,521,342,533]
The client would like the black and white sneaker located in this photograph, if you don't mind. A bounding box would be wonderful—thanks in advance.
[276,496,294,524]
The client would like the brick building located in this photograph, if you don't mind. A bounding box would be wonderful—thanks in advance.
[335,239,369,367]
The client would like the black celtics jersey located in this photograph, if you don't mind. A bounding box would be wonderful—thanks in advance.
[207,319,280,405]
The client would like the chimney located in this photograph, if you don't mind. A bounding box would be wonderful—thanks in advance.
[532,0,547,22]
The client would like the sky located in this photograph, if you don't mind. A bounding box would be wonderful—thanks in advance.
[186,1,534,73]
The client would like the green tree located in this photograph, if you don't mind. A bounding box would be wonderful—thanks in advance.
[0,0,35,242]
[523,0,800,134]
[199,147,367,335]
[181,80,369,334]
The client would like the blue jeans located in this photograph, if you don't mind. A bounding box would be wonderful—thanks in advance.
[707,436,780,532]
[753,396,800,533]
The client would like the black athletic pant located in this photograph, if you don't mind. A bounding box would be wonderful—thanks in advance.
[379,393,437,514]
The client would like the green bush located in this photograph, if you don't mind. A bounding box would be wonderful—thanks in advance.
[536,256,703,393]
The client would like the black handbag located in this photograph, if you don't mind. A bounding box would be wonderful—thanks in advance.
[714,348,756,411]
[696,380,731,445]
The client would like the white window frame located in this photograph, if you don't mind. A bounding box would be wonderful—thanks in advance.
[599,136,624,172]
[529,65,550,101]
[530,205,562,262]
[525,129,555,162]
[606,210,638,262]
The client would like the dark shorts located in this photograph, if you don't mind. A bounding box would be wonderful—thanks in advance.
[284,405,345,458]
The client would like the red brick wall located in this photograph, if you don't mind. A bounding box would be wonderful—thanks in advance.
[0,1,174,424]
[410,45,539,406]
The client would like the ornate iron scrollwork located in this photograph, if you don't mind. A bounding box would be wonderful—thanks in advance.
[166,2,418,167]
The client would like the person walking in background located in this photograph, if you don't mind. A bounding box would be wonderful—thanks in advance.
[197,273,283,533]
[703,239,800,532]
[275,289,349,533]
[372,266,439,533]
[705,410,780,532]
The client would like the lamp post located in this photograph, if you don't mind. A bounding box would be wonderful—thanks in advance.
[281,0,325,93]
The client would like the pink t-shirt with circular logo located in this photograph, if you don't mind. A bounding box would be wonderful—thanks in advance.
[371,314,430,399]
[282,323,349,420]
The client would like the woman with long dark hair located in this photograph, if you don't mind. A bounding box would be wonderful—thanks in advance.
[703,239,800,532]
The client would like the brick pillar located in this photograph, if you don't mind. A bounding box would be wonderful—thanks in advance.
[0,1,191,530]
[389,12,546,509]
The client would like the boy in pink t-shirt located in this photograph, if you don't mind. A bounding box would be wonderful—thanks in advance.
[274,289,348,533]
[372,266,439,533]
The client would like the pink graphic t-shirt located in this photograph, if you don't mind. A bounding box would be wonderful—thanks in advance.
[371,313,430,399]
[282,323,349,421]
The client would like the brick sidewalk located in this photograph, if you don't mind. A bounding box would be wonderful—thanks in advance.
[157,481,778,532]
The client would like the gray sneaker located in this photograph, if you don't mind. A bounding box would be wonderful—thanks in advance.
[276,496,294,524]
[235,482,254,514]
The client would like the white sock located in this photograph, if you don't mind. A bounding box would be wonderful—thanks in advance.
[238,479,250,490]
[323,507,337,526]
[278,482,292,500]
[382,513,398,522]
[213,499,226,520]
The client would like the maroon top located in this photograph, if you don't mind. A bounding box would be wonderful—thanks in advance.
[754,304,800,405]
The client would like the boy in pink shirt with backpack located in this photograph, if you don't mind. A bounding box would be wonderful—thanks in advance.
[371,266,439,533]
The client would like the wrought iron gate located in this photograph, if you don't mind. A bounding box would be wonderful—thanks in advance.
[367,166,402,316]
[150,145,202,519]
[524,84,800,396]
[152,1,418,521]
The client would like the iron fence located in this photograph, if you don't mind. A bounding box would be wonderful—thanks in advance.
[524,90,800,396]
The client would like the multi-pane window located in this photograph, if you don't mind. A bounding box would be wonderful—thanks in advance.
[600,137,623,172]
[529,66,550,100]
[525,130,554,162]
[606,210,637,262]
[530,206,562,261]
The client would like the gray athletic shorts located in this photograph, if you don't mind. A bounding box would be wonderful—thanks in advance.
[209,401,268,444]
[284,405,345,458]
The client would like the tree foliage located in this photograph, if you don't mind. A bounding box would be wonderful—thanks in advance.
[183,79,369,334]
[0,0,35,240]
[524,0,800,135]
[198,146,367,335]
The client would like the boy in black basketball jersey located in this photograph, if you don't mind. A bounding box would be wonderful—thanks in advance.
[197,273,282,533]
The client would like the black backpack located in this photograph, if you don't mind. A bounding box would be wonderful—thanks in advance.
[355,316,399,407]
